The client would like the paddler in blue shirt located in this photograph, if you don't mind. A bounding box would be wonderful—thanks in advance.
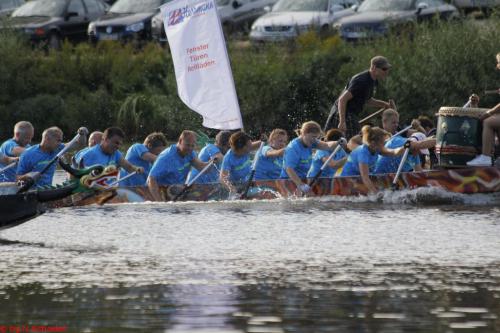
[79,127,144,177]
[374,109,422,174]
[341,125,405,194]
[254,128,288,180]
[72,131,103,168]
[188,130,232,184]
[16,126,87,187]
[147,130,213,201]
[307,128,347,179]
[0,121,34,183]
[280,121,343,195]
[120,132,167,187]
[220,131,262,193]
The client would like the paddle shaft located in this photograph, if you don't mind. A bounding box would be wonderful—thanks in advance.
[100,171,137,189]
[358,108,385,124]
[240,141,266,200]
[309,144,342,188]
[392,147,410,187]
[172,159,215,202]
[485,90,499,95]
[0,161,17,174]
[393,125,412,138]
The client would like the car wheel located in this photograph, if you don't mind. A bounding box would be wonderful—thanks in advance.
[48,33,61,50]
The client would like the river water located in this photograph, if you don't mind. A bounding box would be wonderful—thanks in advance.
[1,180,500,332]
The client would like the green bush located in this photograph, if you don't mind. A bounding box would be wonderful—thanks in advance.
[0,18,499,143]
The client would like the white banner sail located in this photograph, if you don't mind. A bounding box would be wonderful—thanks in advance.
[160,0,243,130]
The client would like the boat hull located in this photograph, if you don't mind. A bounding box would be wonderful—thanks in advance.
[0,192,45,231]
[46,166,500,206]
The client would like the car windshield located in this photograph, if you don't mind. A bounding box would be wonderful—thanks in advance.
[12,0,66,17]
[216,0,230,6]
[110,0,164,14]
[358,0,414,12]
[273,0,329,12]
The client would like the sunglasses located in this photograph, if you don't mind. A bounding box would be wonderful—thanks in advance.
[379,67,390,71]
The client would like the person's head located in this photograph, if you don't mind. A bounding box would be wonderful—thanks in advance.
[144,132,167,155]
[296,121,323,147]
[324,128,344,142]
[361,125,390,150]
[370,55,391,81]
[101,127,125,155]
[229,131,252,156]
[177,130,197,157]
[496,52,500,70]
[41,127,63,152]
[215,130,232,154]
[417,116,434,132]
[382,108,399,134]
[347,134,362,152]
[13,121,34,147]
[269,128,288,149]
[88,131,103,147]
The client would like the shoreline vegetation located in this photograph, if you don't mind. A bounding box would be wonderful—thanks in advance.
[0,18,499,143]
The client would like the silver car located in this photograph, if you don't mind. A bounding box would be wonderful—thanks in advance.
[250,0,359,42]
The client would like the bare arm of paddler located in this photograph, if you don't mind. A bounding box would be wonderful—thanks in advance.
[118,157,145,174]
[379,145,405,157]
[366,98,391,110]
[147,176,163,201]
[337,90,352,133]
[0,154,18,165]
[359,163,377,194]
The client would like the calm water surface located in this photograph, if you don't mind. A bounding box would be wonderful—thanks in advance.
[1,187,500,332]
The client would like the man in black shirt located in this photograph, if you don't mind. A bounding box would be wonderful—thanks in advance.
[324,56,394,139]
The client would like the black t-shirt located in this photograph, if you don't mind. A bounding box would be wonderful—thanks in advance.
[334,70,377,116]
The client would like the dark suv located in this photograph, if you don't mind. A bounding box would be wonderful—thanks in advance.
[4,0,108,48]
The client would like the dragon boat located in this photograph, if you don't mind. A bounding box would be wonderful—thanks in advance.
[0,163,109,230]
[45,164,500,207]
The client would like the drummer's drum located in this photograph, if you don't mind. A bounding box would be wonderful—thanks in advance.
[436,107,488,168]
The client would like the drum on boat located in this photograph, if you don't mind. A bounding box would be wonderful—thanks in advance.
[435,106,488,168]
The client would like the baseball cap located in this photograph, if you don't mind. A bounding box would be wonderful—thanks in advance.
[371,56,392,69]
[409,132,429,155]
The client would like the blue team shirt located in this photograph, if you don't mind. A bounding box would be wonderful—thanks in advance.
[79,144,122,168]
[221,149,251,183]
[149,144,196,185]
[307,147,347,178]
[340,144,379,177]
[254,145,284,180]
[120,143,151,186]
[374,136,420,174]
[0,139,30,182]
[73,146,91,167]
[280,138,317,179]
[188,143,221,184]
[16,143,64,187]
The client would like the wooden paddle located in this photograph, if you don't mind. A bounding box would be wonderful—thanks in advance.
[0,161,17,175]
[391,141,411,190]
[484,89,499,95]
[358,99,396,124]
[172,159,216,202]
[17,132,83,194]
[240,141,266,200]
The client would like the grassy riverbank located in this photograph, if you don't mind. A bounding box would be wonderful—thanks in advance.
[0,18,499,142]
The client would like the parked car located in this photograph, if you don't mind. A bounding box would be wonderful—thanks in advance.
[3,0,108,48]
[334,0,459,41]
[450,0,500,15]
[88,0,170,44]
[249,0,359,42]
[218,0,278,33]
[0,0,24,17]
